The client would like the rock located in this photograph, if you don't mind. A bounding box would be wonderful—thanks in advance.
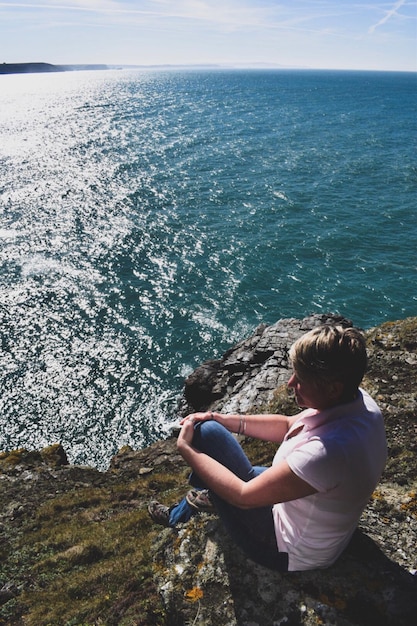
[153,516,417,626]
[40,443,69,467]
[0,443,68,471]
[182,314,355,415]
[0,314,416,626]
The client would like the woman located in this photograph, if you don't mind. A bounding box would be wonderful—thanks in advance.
[148,324,387,572]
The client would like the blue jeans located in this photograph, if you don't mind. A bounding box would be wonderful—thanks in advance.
[168,420,288,572]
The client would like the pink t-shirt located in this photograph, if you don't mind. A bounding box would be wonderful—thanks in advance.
[272,389,387,571]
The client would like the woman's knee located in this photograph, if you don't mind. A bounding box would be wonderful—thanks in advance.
[196,419,226,437]
[192,419,229,450]
[192,419,253,477]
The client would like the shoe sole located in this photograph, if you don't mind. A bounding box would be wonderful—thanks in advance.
[186,490,214,512]
[148,502,170,527]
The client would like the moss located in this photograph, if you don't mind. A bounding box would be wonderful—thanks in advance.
[259,383,299,416]
[40,443,69,467]
[368,317,417,351]
[0,461,185,626]
[0,448,42,468]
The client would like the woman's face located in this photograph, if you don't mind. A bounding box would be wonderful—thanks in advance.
[287,370,342,410]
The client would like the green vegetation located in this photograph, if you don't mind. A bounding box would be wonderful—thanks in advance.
[0,450,190,626]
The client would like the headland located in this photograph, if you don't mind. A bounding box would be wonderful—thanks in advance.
[0,62,109,75]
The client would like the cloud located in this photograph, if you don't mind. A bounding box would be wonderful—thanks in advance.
[368,0,406,33]
[0,1,381,35]
[0,0,282,34]
[0,0,259,24]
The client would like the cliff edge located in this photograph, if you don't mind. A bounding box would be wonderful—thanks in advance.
[0,314,416,625]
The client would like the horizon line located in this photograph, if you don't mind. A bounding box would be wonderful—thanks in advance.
[1,61,416,74]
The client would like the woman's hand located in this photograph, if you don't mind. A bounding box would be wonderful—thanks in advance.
[177,412,214,454]
[179,411,215,426]
[177,415,196,449]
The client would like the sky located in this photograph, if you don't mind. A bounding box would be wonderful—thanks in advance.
[0,0,416,72]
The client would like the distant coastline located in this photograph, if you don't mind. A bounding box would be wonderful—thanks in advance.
[0,62,109,75]
[0,62,226,76]
[1,62,414,76]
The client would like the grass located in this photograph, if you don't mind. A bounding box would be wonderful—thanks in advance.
[0,467,188,626]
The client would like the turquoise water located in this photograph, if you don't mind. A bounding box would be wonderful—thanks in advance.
[0,69,416,467]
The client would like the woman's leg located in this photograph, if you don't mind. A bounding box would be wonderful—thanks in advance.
[168,421,288,571]
[190,420,260,482]
[168,496,195,525]
[210,490,288,571]
[168,420,256,525]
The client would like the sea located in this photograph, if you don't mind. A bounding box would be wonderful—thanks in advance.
[0,68,416,468]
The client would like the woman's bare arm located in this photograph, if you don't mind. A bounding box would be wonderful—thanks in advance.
[177,417,316,508]
[184,410,302,443]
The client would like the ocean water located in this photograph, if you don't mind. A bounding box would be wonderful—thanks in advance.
[0,69,416,468]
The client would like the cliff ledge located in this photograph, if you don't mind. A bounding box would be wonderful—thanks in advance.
[0,314,416,625]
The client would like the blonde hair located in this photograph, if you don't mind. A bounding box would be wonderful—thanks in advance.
[289,325,367,401]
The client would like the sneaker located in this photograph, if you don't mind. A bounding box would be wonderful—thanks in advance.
[186,489,214,512]
[148,501,171,527]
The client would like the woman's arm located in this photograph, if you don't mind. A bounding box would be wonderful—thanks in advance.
[184,410,301,443]
[177,417,317,508]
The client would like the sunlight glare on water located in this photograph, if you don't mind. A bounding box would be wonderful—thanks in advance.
[1,69,416,467]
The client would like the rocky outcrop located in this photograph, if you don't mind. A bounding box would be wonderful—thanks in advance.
[0,314,416,626]
[182,313,355,415]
